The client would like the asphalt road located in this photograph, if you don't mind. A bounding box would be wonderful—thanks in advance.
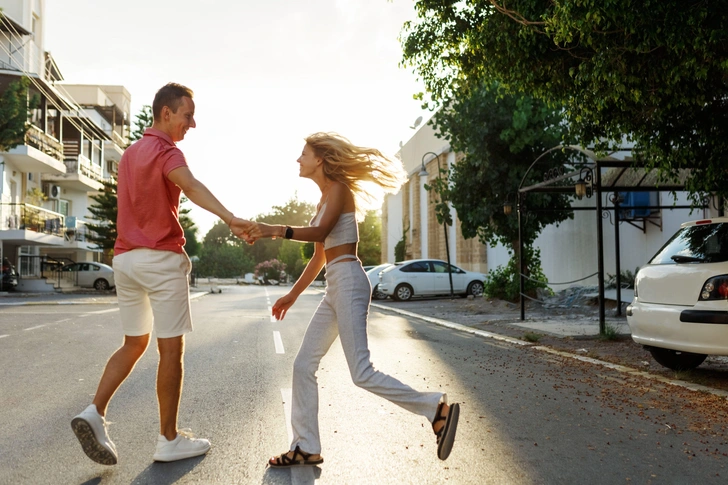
[1,286,726,484]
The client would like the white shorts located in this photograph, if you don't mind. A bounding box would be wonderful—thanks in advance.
[112,248,192,338]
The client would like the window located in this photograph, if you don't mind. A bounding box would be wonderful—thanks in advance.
[650,223,728,264]
[57,200,69,217]
[401,261,430,273]
[47,109,59,140]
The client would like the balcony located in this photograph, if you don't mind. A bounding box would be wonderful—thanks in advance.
[3,125,67,174]
[66,155,103,181]
[43,141,104,191]
[0,203,65,246]
[104,132,126,162]
[63,218,98,250]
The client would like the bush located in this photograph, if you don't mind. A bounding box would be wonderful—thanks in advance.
[255,259,287,284]
[484,246,549,302]
[606,267,638,289]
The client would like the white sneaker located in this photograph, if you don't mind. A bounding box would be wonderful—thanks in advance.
[71,404,118,465]
[153,429,210,462]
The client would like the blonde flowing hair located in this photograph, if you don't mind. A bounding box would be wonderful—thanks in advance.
[305,132,408,221]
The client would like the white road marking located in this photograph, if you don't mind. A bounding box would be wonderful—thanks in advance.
[273,331,285,354]
[24,324,46,331]
[86,308,119,314]
[0,335,9,339]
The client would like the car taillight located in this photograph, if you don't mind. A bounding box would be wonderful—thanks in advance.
[699,276,728,301]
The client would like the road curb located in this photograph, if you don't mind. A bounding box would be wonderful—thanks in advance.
[371,302,728,400]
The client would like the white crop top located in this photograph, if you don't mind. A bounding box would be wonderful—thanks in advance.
[310,201,359,249]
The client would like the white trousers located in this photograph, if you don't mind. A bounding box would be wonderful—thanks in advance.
[290,256,443,454]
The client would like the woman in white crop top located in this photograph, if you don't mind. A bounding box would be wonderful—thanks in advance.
[250,132,460,467]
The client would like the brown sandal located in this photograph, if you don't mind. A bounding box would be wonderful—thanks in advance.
[433,401,460,460]
[268,445,324,468]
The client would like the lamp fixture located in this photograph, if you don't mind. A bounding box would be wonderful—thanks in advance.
[503,201,513,216]
[419,162,428,177]
[575,167,593,199]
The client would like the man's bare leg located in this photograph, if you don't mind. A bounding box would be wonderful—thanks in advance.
[92,334,151,416]
[157,335,184,440]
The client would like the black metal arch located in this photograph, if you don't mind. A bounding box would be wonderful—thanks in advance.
[516,146,709,334]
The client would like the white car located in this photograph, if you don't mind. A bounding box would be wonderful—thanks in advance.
[627,217,728,370]
[62,262,115,290]
[378,259,485,301]
[366,263,393,300]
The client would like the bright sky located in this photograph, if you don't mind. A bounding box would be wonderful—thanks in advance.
[44,0,429,239]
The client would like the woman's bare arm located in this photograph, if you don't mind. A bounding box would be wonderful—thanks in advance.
[256,182,352,242]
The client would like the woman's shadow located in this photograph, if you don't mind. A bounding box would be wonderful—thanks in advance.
[262,465,322,485]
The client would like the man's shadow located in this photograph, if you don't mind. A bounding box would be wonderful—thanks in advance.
[262,465,322,485]
[129,455,206,485]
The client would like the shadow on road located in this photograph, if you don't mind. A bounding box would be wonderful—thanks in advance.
[262,465,322,484]
[130,455,205,484]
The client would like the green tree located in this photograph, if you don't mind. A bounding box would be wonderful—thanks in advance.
[196,221,254,277]
[86,179,118,264]
[0,77,30,151]
[430,83,574,251]
[426,84,573,286]
[357,210,382,265]
[278,239,306,281]
[251,195,316,267]
[129,105,152,144]
[401,1,728,202]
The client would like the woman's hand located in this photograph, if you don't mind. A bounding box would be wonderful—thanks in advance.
[272,293,297,321]
[230,219,260,244]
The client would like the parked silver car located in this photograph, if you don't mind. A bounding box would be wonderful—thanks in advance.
[378,259,485,301]
[62,262,115,290]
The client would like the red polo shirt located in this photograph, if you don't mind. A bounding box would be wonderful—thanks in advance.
[114,128,188,255]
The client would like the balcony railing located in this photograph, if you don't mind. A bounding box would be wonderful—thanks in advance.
[25,124,64,161]
[64,218,93,243]
[0,59,20,72]
[111,130,128,148]
[64,155,103,182]
[0,203,65,237]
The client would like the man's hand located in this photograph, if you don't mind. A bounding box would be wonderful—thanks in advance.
[230,218,260,244]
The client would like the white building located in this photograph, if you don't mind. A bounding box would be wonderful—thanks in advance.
[0,0,130,291]
[385,117,716,299]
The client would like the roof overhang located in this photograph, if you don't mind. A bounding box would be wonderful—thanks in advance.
[64,114,112,141]
[0,13,31,36]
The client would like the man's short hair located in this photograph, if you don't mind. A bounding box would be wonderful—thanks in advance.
[152,83,194,121]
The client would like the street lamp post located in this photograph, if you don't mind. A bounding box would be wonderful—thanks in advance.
[420,152,454,299]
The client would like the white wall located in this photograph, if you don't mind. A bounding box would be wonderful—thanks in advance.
[534,190,709,291]
[385,191,403,263]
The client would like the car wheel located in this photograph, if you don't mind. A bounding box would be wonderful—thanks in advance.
[94,279,110,291]
[372,284,387,300]
[393,284,413,301]
[647,346,707,370]
[467,281,484,297]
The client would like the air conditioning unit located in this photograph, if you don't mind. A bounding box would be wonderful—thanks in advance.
[45,184,62,199]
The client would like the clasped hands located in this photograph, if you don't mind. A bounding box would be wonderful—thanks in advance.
[228,219,281,245]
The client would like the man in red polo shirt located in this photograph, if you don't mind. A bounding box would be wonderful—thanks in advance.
[71,83,252,465]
